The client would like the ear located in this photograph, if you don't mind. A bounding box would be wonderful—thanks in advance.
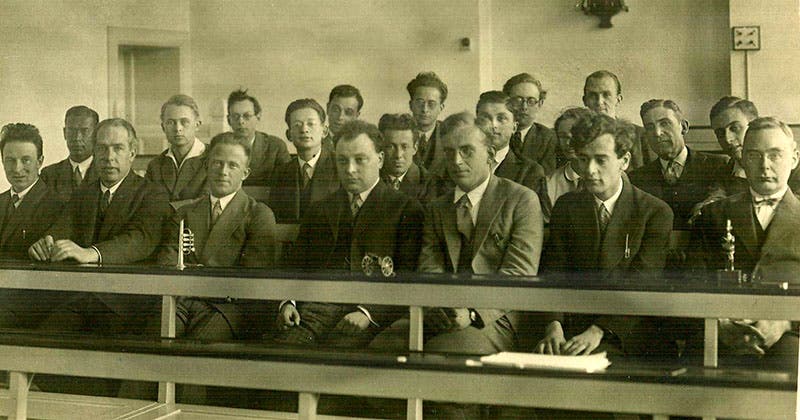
[377,150,384,169]
[791,149,799,171]
[322,124,329,138]
[37,155,44,165]
[285,129,291,142]
[617,93,624,104]
[680,119,690,135]
[620,151,631,172]
[408,100,414,111]
[242,166,251,180]
[62,127,68,140]
[582,95,590,107]
[255,113,261,121]
[160,122,167,134]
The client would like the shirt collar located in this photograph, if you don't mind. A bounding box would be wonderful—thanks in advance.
[10,178,39,203]
[732,160,747,179]
[388,169,409,183]
[454,174,491,206]
[166,138,206,169]
[348,177,381,204]
[298,151,321,169]
[419,126,435,140]
[210,190,238,212]
[593,177,624,215]
[493,145,511,169]
[100,174,128,198]
[69,156,93,175]
[659,145,688,171]
[750,185,789,205]
[564,161,580,182]
[518,124,532,142]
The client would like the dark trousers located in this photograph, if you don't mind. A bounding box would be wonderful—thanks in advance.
[273,301,377,348]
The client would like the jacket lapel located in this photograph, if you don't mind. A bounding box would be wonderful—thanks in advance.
[0,191,12,245]
[98,175,136,241]
[352,182,385,241]
[327,189,348,246]
[173,155,204,196]
[201,191,246,264]
[185,196,211,258]
[599,179,633,270]
[762,191,800,255]
[730,193,759,258]
[472,176,504,259]
[441,196,461,271]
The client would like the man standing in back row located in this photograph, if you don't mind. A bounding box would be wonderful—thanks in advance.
[40,106,100,204]
[408,71,448,170]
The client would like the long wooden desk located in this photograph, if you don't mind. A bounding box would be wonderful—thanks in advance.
[0,264,797,419]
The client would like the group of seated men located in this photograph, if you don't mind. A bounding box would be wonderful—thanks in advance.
[0,69,798,417]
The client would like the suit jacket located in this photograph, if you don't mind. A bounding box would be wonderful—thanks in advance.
[629,147,728,229]
[159,189,277,268]
[40,158,99,204]
[245,131,291,186]
[517,122,558,174]
[268,146,339,223]
[0,180,62,260]
[381,162,436,205]
[689,191,800,279]
[145,149,208,202]
[543,177,673,352]
[494,149,546,193]
[414,121,444,170]
[290,182,424,326]
[418,175,544,327]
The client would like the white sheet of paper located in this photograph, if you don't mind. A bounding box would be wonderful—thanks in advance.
[480,351,611,373]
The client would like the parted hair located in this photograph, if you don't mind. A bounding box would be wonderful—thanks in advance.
[639,99,685,122]
[746,116,795,143]
[284,98,326,126]
[334,120,384,153]
[65,105,99,126]
[502,73,548,102]
[709,96,759,122]
[208,131,252,164]
[160,94,200,121]
[554,107,593,131]
[476,90,513,115]
[585,70,622,95]
[0,123,43,158]
[378,113,417,133]
[93,118,139,153]
[227,88,262,116]
[440,111,476,138]
[328,84,364,111]
[570,111,635,158]
[406,71,448,102]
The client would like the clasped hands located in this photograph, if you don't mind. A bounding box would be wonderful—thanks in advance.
[719,318,790,356]
[28,235,99,263]
[278,303,371,332]
[535,321,604,355]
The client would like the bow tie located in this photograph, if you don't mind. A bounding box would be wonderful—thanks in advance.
[753,197,780,207]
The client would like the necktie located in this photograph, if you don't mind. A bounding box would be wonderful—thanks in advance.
[664,160,681,185]
[350,194,363,217]
[510,131,523,156]
[598,203,611,234]
[456,195,474,240]
[301,163,312,188]
[73,166,82,188]
[10,193,19,209]
[99,190,111,217]
[417,133,428,161]
[753,197,779,229]
[392,177,402,191]
[211,200,223,226]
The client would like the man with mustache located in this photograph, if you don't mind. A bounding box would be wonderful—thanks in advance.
[582,70,654,170]
[226,89,291,186]
[630,99,728,229]
[146,94,208,202]
[378,113,435,204]
[268,98,339,224]
[503,73,558,173]
[40,106,100,204]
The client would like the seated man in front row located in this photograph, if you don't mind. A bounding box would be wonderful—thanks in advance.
[159,131,277,341]
[276,120,424,348]
[688,116,799,370]
[539,111,673,357]
[29,118,171,335]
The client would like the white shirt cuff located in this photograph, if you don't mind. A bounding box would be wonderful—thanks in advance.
[356,305,379,327]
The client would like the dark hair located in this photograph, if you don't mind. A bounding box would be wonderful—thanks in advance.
[93,118,138,153]
[639,99,685,122]
[585,70,622,95]
[208,131,252,164]
[65,105,99,126]
[554,107,593,131]
[746,116,795,142]
[160,94,200,121]
[570,111,635,158]
[284,98,326,126]
[334,120,384,153]
[406,71,448,103]
[227,88,261,116]
[440,111,476,138]
[0,123,43,158]
[328,84,364,111]
[502,73,548,102]
[378,113,416,133]
[709,96,759,122]
[476,90,513,116]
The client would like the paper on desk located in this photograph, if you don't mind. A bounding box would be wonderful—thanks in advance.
[480,351,611,373]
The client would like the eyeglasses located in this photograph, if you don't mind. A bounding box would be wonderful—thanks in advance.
[743,150,786,164]
[509,96,541,108]
[229,113,257,122]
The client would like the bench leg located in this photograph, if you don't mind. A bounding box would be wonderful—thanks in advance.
[159,295,177,404]
[298,392,319,420]
[407,306,423,420]
[703,318,718,420]
[9,371,28,420]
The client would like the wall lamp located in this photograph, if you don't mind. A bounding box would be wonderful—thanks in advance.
[577,0,628,28]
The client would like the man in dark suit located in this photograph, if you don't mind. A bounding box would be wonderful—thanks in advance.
[276,120,423,348]
[630,99,729,230]
[146,94,208,202]
[539,111,673,358]
[268,99,339,224]
[582,70,654,170]
[408,71,448,170]
[29,118,170,334]
[40,106,100,204]
[503,73,558,173]
[475,91,545,191]
[160,132,277,340]
[0,123,63,329]
[227,89,291,186]
[326,84,363,146]
[688,117,799,370]
[378,113,435,204]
